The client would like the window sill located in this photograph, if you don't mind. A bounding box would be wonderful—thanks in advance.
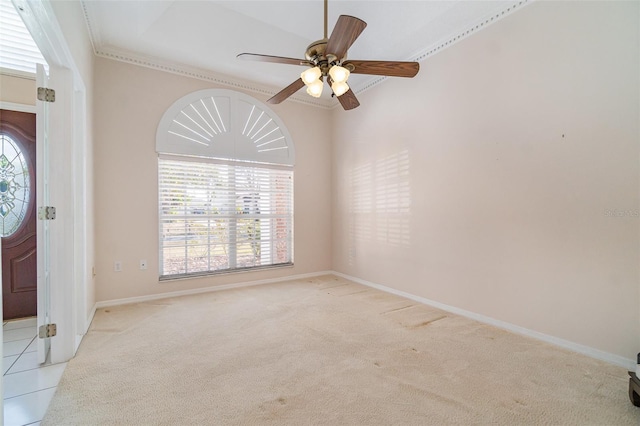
[159,263,294,283]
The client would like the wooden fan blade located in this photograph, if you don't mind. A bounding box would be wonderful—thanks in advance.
[237,53,311,67]
[267,78,306,104]
[337,89,360,110]
[326,15,367,60]
[343,60,419,77]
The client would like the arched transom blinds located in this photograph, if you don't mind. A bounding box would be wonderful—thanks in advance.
[156,89,295,165]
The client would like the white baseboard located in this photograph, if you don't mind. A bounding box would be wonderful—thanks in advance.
[91,268,635,370]
[86,304,97,334]
[95,270,333,309]
[332,271,636,371]
[74,303,98,354]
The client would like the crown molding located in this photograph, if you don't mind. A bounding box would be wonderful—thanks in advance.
[80,0,531,110]
[79,0,100,53]
[411,0,530,64]
[347,0,531,105]
[93,47,333,109]
[79,0,331,108]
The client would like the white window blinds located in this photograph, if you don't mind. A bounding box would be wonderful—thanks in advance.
[158,157,293,278]
[0,2,46,74]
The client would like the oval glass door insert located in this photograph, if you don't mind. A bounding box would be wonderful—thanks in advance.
[0,134,30,237]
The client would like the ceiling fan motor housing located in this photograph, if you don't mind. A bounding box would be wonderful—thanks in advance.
[305,38,345,75]
[304,38,328,61]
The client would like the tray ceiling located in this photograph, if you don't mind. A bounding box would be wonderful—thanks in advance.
[81,0,528,108]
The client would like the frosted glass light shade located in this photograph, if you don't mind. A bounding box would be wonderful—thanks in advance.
[331,81,350,97]
[306,79,324,97]
[328,65,350,84]
[301,67,322,85]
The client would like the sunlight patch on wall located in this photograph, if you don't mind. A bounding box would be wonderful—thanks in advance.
[349,149,411,266]
[375,150,411,247]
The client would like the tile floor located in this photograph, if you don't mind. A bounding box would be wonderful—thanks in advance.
[3,318,66,426]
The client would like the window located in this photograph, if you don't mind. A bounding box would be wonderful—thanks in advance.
[159,157,292,277]
[156,89,295,279]
[0,1,47,74]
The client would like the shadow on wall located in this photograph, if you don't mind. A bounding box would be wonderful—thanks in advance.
[349,148,411,266]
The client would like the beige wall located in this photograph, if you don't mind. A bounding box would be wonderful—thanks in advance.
[51,0,96,324]
[93,57,332,302]
[332,1,639,362]
[0,74,35,105]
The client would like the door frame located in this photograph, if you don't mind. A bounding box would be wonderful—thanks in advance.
[11,0,91,364]
[0,102,35,115]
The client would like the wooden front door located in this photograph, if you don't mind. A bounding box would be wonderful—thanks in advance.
[0,109,37,320]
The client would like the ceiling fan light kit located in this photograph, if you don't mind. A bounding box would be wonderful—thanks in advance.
[328,65,350,84]
[331,81,350,97]
[237,0,420,110]
[301,66,322,85]
[306,79,324,98]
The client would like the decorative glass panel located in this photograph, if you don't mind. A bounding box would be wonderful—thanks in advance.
[156,89,295,166]
[0,134,30,237]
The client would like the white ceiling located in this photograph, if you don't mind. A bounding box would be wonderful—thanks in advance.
[81,0,527,107]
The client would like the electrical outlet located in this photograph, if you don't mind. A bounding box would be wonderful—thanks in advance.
[114,261,122,272]
[140,259,147,270]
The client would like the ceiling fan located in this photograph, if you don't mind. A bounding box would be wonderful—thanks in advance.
[237,0,420,110]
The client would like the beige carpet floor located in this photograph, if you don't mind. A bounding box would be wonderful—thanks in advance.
[43,275,638,425]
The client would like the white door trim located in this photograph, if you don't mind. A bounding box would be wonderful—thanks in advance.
[0,101,36,114]
[35,63,50,365]
[12,0,89,363]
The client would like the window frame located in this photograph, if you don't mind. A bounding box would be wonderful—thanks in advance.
[158,155,294,280]
[155,89,295,280]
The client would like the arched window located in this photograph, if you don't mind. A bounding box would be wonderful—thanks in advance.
[156,89,294,279]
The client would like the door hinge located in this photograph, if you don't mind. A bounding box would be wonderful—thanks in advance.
[38,206,56,220]
[39,324,57,338]
[37,87,56,102]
